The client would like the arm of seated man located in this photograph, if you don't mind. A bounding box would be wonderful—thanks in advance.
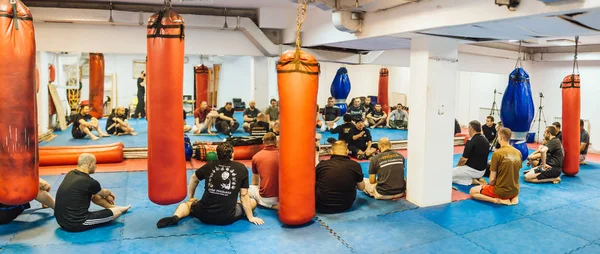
[240,188,264,225]
[356,180,365,191]
[188,173,201,199]
[369,174,376,185]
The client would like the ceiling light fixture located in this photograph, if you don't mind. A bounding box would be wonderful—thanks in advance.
[108,2,114,23]
[495,0,520,11]
[222,8,228,30]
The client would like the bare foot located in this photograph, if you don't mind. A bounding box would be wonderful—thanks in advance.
[553,177,561,184]
[495,198,512,206]
[510,196,519,205]
[90,135,100,141]
[580,161,587,165]
[119,205,132,213]
[131,132,138,136]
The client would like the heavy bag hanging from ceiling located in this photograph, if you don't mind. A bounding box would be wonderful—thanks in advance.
[561,36,581,177]
[330,67,351,115]
[378,68,390,113]
[89,53,105,119]
[146,3,187,205]
[0,0,39,205]
[278,0,319,226]
[194,64,209,108]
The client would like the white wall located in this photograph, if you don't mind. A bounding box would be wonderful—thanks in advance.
[217,56,255,107]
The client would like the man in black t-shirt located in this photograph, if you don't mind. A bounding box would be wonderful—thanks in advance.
[315,141,365,214]
[363,97,374,116]
[348,120,378,160]
[216,102,240,135]
[133,71,146,119]
[54,154,131,232]
[363,138,406,200]
[482,116,497,143]
[452,120,489,186]
[525,126,564,184]
[157,142,264,228]
[552,122,562,142]
[0,178,55,225]
[106,107,136,136]
[249,113,270,137]
[72,105,110,140]
[367,104,387,129]
[347,98,368,126]
[330,114,355,144]
[243,101,261,133]
[320,97,341,132]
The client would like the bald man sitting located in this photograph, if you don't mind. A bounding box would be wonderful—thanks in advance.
[243,101,261,133]
[54,154,131,232]
[363,138,406,200]
[315,141,365,213]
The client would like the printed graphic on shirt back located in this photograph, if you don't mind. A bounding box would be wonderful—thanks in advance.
[208,165,237,197]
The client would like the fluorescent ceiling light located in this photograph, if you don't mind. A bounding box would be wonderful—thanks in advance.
[546,39,578,46]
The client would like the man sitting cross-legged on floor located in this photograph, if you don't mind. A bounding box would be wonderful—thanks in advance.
[54,154,131,232]
[249,132,280,210]
[452,120,489,186]
[367,104,387,129]
[524,126,564,184]
[315,141,365,214]
[0,178,55,225]
[106,107,137,136]
[470,127,520,206]
[72,105,110,140]
[362,137,406,200]
[193,101,218,135]
[157,142,264,228]
[348,119,378,160]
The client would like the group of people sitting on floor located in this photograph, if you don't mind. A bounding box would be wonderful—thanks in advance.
[454,117,591,206]
[71,105,137,140]
[319,97,409,131]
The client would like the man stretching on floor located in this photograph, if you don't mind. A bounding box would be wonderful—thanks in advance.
[363,138,406,200]
[0,178,55,225]
[524,126,564,184]
[250,133,280,210]
[470,127,520,205]
[193,101,217,135]
[249,113,270,137]
[72,105,110,140]
[319,97,341,132]
[243,101,261,133]
[348,119,378,160]
[157,142,264,228]
[54,154,131,232]
[106,107,136,136]
[367,104,387,129]
[452,120,489,186]
[216,102,240,135]
[580,119,590,165]
[315,141,365,213]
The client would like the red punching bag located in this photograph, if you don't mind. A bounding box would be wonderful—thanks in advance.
[378,68,390,113]
[147,8,186,205]
[0,0,39,205]
[561,74,580,176]
[89,53,105,119]
[48,64,56,116]
[277,50,319,225]
[194,64,209,108]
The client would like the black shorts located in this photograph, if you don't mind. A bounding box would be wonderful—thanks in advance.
[348,143,378,157]
[59,209,114,232]
[106,126,123,135]
[0,203,30,224]
[190,201,245,225]
[537,167,562,180]
[72,129,86,139]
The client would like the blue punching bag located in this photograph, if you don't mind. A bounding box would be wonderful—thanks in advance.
[184,134,193,161]
[330,67,351,115]
[501,67,535,161]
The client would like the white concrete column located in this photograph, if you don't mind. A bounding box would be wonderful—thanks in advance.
[407,36,458,207]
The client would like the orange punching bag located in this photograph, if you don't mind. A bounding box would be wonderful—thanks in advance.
[378,68,390,113]
[146,7,186,205]
[48,64,56,116]
[89,53,105,119]
[0,0,39,205]
[561,74,580,176]
[194,64,209,108]
[277,50,320,225]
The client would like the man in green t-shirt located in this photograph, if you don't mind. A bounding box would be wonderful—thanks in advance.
[470,127,520,206]
[265,99,279,128]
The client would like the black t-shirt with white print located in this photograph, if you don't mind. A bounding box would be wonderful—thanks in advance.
[194,160,249,225]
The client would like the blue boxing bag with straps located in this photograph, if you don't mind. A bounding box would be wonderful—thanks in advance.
[500,68,535,140]
[330,67,351,115]
[184,134,193,161]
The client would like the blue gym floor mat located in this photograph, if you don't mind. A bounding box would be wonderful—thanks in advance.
[2,241,120,254]
[463,218,589,253]
[528,204,600,242]
[397,235,490,254]
[120,233,233,254]
[327,210,456,253]
[580,196,600,211]
[571,243,600,254]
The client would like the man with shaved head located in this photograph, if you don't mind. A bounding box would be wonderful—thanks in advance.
[363,138,406,199]
[54,153,131,232]
[315,140,365,213]
[243,100,261,133]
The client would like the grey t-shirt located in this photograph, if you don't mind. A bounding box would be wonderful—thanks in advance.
[546,137,564,169]
[368,150,406,195]
[581,129,590,155]
[265,106,279,121]
[389,110,408,121]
